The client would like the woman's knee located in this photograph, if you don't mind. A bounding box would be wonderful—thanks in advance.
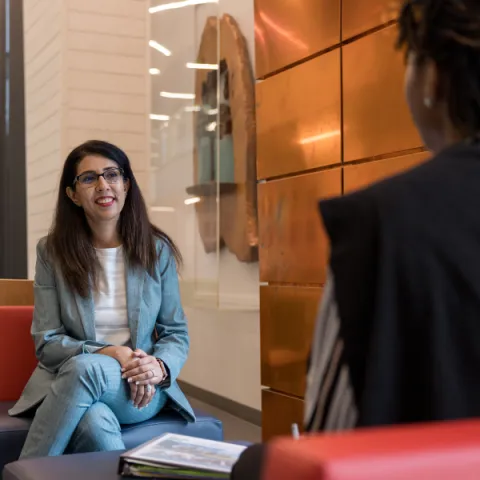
[76,402,120,437]
[60,354,120,380]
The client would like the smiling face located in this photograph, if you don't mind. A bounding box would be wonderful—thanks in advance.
[66,155,130,228]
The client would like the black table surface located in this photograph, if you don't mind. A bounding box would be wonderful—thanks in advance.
[3,450,126,480]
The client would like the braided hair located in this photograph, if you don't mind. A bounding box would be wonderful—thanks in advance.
[397,0,480,138]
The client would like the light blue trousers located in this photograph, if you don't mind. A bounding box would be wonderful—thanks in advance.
[20,354,167,459]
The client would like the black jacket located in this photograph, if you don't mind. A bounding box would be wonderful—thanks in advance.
[321,141,480,427]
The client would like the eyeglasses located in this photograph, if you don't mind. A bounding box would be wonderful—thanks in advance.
[74,168,124,188]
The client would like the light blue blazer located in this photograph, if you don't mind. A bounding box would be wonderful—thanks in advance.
[9,237,195,422]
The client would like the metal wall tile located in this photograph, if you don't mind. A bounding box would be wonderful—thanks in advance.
[343,26,422,162]
[257,51,341,179]
[255,0,340,78]
[344,152,430,193]
[342,0,395,40]
[258,169,341,284]
[261,285,322,398]
[262,389,305,441]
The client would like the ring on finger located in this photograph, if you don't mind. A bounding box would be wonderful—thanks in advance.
[146,384,152,394]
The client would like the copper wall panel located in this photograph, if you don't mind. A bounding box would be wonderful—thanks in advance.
[342,0,395,40]
[343,26,422,162]
[256,51,341,180]
[261,286,322,398]
[344,151,430,193]
[262,389,305,441]
[255,0,340,78]
[258,169,341,284]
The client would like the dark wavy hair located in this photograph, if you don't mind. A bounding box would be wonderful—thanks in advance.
[46,140,182,297]
[397,0,480,138]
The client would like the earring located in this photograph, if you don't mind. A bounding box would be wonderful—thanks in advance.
[424,97,433,108]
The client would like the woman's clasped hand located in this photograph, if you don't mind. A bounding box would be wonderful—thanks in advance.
[119,348,166,409]
[98,345,163,409]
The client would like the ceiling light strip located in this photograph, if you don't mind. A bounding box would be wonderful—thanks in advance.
[149,0,218,14]
[150,114,170,121]
[160,91,195,100]
[186,62,218,70]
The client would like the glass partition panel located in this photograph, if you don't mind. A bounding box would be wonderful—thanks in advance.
[149,0,258,311]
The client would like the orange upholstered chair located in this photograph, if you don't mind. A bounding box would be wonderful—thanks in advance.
[0,306,37,402]
[263,420,480,480]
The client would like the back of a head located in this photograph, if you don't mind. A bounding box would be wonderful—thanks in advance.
[398,0,480,142]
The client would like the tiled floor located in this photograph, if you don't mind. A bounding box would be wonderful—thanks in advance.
[188,397,261,444]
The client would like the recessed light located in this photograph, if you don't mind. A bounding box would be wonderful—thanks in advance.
[149,40,171,57]
[160,91,195,100]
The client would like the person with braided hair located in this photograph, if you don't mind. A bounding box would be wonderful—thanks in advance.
[231,0,480,477]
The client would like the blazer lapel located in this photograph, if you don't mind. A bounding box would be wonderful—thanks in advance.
[126,262,145,349]
[74,290,96,341]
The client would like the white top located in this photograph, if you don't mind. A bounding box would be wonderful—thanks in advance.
[93,246,131,346]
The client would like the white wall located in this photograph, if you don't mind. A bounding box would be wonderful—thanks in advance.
[23,0,63,277]
[149,0,261,410]
[24,0,150,277]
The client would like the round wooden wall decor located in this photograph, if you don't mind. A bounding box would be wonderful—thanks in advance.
[189,14,258,263]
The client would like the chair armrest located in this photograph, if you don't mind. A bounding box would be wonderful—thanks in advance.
[0,306,37,401]
[263,420,480,479]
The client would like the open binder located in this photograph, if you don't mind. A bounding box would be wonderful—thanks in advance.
[118,433,246,479]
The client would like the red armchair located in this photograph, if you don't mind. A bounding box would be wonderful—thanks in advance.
[0,305,226,474]
[0,306,37,469]
[263,419,480,479]
[0,306,37,402]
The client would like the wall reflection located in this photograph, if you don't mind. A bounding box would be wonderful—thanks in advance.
[299,130,341,145]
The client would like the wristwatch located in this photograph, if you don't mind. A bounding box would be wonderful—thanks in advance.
[156,358,168,383]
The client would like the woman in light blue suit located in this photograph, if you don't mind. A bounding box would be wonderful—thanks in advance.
[10,140,195,458]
